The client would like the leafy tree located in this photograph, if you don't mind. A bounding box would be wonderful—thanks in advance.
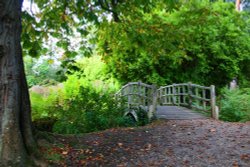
[72,55,121,91]
[1,0,177,165]
[21,0,165,58]
[97,0,250,88]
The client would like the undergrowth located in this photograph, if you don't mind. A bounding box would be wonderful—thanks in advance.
[30,77,149,134]
[52,86,129,134]
[219,88,250,122]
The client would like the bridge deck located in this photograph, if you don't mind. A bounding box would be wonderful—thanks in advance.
[156,106,207,120]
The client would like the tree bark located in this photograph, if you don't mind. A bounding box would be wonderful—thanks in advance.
[0,0,42,166]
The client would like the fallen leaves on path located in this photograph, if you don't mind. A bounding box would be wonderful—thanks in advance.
[39,119,250,167]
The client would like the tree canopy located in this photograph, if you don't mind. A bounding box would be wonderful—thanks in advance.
[97,1,250,87]
[22,0,174,58]
[22,0,250,88]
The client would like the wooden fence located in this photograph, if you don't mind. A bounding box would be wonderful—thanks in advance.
[157,83,217,119]
[115,82,218,120]
[115,82,157,120]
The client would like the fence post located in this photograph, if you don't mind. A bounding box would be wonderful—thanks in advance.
[128,83,131,109]
[202,89,206,111]
[210,85,218,119]
[159,87,162,105]
[188,82,192,109]
[172,84,176,105]
[177,86,180,105]
[138,81,142,106]
[148,84,158,120]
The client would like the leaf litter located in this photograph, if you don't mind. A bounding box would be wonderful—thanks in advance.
[39,119,250,166]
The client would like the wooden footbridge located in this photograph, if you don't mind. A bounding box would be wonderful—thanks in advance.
[115,82,218,120]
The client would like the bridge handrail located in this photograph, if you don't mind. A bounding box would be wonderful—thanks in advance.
[115,81,158,121]
[116,82,218,120]
[189,83,211,90]
[159,83,210,90]
[119,93,152,99]
[157,83,217,119]
[115,82,153,96]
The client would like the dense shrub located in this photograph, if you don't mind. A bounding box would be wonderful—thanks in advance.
[136,107,150,126]
[29,74,137,134]
[30,91,62,121]
[30,81,151,133]
[219,88,250,122]
[27,54,122,133]
[53,86,129,134]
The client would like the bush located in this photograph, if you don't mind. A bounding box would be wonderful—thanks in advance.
[30,81,151,134]
[52,86,129,134]
[135,107,150,126]
[30,84,131,134]
[220,88,250,122]
[29,59,150,134]
[30,91,62,121]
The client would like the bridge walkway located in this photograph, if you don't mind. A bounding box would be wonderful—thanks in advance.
[156,106,207,120]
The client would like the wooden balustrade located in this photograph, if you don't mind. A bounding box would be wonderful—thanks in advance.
[157,83,217,119]
[116,82,218,120]
[115,81,155,110]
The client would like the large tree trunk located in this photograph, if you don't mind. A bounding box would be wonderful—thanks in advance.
[0,0,43,166]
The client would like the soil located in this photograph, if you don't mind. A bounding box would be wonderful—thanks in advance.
[40,119,250,167]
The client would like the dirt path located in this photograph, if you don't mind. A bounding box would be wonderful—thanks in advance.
[42,119,250,167]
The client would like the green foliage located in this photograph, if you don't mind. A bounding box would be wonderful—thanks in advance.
[30,83,129,134]
[58,55,121,97]
[30,66,150,134]
[24,56,64,87]
[73,55,121,92]
[98,0,250,87]
[123,107,150,127]
[29,55,130,134]
[136,107,150,126]
[238,59,250,88]
[22,0,165,60]
[53,86,128,134]
[30,91,62,121]
[220,88,250,122]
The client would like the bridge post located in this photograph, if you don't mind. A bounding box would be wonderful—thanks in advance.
[173,84,176,105]
[148,84,158,120]
[202,89,206,111]
[210,85,218,119]
[188,82,192,109]
[159,87,162,105]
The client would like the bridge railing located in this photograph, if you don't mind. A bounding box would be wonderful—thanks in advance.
[158,83,217,119]
[115,82,154,109]
[115,82,157,120]
[116,82,218,120]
